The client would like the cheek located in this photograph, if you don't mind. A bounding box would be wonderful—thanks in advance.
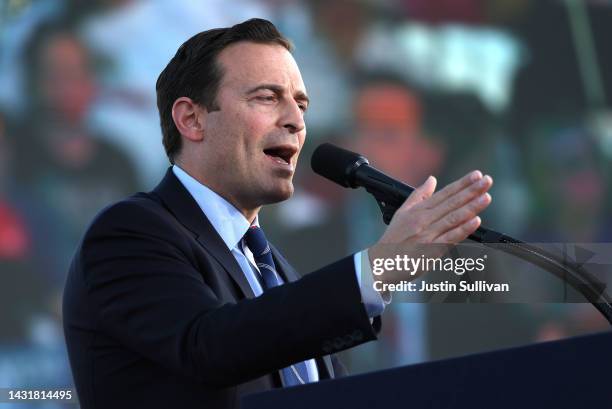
[295,133,306,158]
[237,111,274,152]
[246,108,273,132]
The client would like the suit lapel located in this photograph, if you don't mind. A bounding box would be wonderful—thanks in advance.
[153,168,338,379]
[152,168,255,299]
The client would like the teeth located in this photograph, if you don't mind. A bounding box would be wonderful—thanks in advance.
[264,149,292,166]
[273,156,288,165]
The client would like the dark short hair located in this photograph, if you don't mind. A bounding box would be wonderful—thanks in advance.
[156,18,292,164]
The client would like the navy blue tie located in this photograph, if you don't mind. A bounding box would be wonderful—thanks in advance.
[244,225,310,386]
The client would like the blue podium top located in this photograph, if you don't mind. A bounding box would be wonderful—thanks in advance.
[243,330,612,409]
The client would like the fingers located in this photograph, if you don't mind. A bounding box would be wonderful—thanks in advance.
[433,216,482,244]
[422,170,482,209]
[424,174,493,226]
[400,175,437,210]
[424,191,491,241]
[380,171,492,247]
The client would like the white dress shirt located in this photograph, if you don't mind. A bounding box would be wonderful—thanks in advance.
[172,165,386,383]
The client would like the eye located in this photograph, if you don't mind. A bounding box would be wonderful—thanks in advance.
[256,94,277,103]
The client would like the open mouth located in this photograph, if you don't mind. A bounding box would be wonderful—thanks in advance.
[263,145,297,166]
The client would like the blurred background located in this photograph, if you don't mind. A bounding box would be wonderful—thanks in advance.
[1,0,612,406]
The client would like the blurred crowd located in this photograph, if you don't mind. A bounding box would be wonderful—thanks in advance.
[1,0,612,399]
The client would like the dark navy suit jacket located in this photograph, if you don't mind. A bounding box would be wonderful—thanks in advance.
[63,168,381,409]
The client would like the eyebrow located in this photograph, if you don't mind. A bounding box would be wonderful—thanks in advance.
[247,84,310,106]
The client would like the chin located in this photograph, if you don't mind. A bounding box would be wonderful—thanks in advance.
[263,183,294,204]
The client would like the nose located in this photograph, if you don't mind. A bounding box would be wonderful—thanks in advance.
[281,100,305,134]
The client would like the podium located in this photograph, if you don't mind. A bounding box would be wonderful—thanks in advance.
[242,331,612,408]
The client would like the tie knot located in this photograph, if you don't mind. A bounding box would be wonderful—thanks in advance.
[243,226,270,258]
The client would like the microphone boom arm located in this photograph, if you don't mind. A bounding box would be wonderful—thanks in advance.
[310,142,612,325]
[357,168,612,325]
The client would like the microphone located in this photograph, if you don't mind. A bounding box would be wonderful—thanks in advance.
[311,143,501,242]
[310,143,612,325]
[311,143,416,225]
[311,143,417,223]
[311,142,414,192]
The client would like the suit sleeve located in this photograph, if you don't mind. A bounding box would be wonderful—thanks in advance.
[80,200,379,387]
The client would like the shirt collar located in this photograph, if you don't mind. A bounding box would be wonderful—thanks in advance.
[172,165,259,251]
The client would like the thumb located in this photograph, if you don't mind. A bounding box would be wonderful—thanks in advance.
[402,175,437,209]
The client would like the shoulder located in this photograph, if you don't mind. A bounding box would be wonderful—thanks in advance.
[84,192,175,239]
[78,191,197,271]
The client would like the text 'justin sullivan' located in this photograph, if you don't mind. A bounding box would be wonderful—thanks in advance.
[374,280,510,293]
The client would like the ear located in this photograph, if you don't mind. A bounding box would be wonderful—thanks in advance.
[171,97,206,143]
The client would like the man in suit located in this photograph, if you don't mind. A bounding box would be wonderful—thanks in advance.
[63,18,493,409]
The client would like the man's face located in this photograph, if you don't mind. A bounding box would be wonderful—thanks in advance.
[198,42,308,213]
[39,35,96,122]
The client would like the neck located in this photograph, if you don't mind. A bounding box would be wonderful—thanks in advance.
[175,161,260,224]
[240,207,260,225]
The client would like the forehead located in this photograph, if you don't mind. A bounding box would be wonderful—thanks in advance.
[216,42,306,93]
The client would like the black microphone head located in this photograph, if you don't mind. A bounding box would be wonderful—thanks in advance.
[311,143,369,188]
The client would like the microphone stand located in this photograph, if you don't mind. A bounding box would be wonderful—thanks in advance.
[362,175,612,326]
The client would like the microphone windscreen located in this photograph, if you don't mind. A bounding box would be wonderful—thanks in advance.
[311,143,366,187]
